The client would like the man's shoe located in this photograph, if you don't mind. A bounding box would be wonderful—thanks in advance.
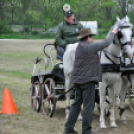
[63,130,78,134]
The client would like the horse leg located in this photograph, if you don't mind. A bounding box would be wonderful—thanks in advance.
[65,75,82,120]
[65,74,73,120]
[130,75,134,109]
[119,77,130,123]
[95,89,101,113]
[108,86,118,128]
[99,82,107,129]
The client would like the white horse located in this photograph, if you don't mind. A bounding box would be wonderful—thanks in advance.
[63,42,81,120]
[117,47,134,123]
[63,16,133,124]
[99,16,133,128]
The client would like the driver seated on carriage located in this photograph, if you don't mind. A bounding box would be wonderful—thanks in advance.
[55,8,83,60]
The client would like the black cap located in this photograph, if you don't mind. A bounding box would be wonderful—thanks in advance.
[64,10,74,17]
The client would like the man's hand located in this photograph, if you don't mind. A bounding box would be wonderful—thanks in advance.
[112,29,118,34]
[112,22,120,34]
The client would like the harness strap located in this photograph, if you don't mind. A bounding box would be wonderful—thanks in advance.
[103,50,120,58]
[120,41,132,48]
[99,51,102,60]
[131,53,134,65]
[103,50,120,68]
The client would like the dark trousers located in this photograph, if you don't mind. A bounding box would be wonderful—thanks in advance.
[57,45,65,60]
[64,82,95,134]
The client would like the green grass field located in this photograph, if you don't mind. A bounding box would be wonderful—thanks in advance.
[0,39,134,134]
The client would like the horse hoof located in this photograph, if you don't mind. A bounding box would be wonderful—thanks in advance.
[100,122,107,129]
[110,124,118,128]
[100,126,107,129]
[121,120,127,124]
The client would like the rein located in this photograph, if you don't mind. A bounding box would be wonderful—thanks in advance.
[103,49,134,70]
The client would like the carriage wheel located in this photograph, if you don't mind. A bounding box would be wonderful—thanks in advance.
[42,78,56,117]
[128,88,134,111]
[31,81,42,112]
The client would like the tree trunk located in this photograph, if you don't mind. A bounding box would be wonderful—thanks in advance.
[121,0,127,17]
[22,7,25,38]
[78,0,82,21]
[30,16,32,35]
[11,9,15,25]
[0,2,4,20]
[38,0,40,37]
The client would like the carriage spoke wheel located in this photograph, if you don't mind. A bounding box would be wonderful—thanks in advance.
[128,88,134,112]
[42,78,56,117]
[31,81,42,112]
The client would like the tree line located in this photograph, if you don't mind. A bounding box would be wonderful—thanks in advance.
[0,0,134,37]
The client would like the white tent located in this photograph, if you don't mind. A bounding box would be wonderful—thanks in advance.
[80,21,98,35]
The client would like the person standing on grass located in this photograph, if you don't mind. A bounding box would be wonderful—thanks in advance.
[63,25,119,134]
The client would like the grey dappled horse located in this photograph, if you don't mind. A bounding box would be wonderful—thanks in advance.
[118,46,134,124]
[99,16,133,128]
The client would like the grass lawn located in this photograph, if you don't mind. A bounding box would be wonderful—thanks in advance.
[0,39,134,134]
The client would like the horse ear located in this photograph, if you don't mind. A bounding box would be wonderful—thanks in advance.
[125,16,130,22]
[116,16,120,22]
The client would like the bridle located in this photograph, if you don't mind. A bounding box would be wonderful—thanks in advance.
[102,25,134,69]
[118,26,133,48]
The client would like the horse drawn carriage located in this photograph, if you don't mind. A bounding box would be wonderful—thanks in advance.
[31,17,134,122]
[30,43,101,117]
[31,42,134,118]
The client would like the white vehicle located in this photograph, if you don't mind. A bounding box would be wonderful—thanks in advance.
[80,21,98,35]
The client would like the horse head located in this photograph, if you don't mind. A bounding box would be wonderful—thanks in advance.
[116,16,133,59]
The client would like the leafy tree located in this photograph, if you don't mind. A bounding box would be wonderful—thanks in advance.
[1,0,134,38]
[98,0,115,30]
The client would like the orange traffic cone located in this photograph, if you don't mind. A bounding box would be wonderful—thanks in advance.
[0,88,19,114]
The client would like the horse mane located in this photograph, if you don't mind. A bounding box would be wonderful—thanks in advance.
[103,26,114,51]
